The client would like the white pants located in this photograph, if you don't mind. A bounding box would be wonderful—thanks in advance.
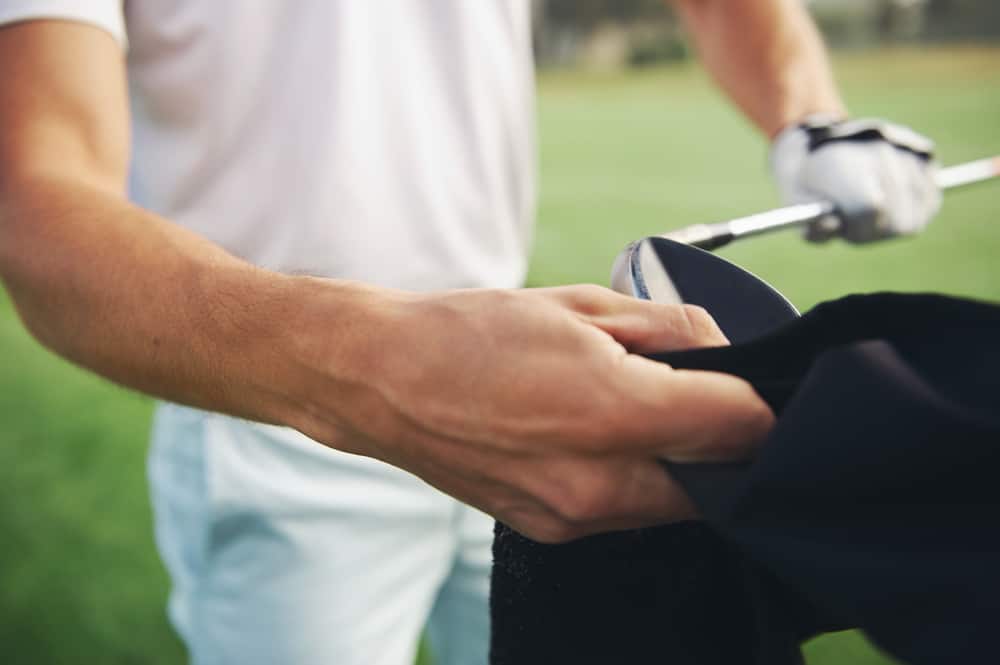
[148,403,493,665]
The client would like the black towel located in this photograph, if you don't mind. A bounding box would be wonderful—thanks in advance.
[491,293,1000,665]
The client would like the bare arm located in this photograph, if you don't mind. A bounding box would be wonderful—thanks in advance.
[671,0,847,137]
[0,20,773,542]
[0,20,347,429]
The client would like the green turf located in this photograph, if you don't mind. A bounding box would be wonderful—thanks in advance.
[531,47,1000,309]
[1,47,998,664]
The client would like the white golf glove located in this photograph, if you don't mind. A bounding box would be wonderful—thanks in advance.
[770,116,941,243]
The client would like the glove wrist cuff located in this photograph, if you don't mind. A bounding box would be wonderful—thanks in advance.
[775,116,935,161]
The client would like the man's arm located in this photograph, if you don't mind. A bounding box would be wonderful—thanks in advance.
[0,21,327,428]
[671,0,846,137]
[671,0,940,243]
[0,20,773,543]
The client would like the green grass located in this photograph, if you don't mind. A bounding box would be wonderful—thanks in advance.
[0,297,180,662]
[2,47,998,664]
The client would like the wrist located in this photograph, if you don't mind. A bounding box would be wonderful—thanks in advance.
[770,110,848,142]
[272,275,406,451]
[770,114,853,182]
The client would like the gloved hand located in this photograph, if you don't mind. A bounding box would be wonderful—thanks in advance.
[770,116,941,243]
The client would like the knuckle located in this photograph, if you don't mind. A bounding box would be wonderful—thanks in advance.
[579,283,606,296]
[576,283,612,301]
[680,304,724,345]
[485,287,522,311]
[549,474,615,525]
[843,206,888,243]
[847,201,883,221]
[499,507,579,544]
[577,283,611,305]
[750,395,777,433]
[681,303,710,326]
[531,520,584,545]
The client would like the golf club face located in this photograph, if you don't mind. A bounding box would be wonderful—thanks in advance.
[610,239,685,303]
[610,237,799,344]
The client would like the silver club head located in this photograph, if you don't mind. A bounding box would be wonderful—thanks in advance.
[610,238,683,303]
[610,236,798,344]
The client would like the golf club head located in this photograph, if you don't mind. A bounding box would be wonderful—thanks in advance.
[610,236,798,343]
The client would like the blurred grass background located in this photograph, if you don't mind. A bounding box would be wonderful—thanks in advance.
[1,46,998,664]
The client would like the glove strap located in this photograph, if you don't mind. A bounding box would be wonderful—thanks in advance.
[798,115,934,161]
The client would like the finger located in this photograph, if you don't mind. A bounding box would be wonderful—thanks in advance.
[880,147,917,236]
[805,144,885,243]
[422,438,696,543]
[577,458,700,533]
[841,146,888,242]
[586,299,730,353]
[605,355,775,461]
[395,435,585,543]
[908,158,941,232]
[514,455,699,542]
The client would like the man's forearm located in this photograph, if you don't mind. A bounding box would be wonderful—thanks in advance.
[0,169,780,542]
[0,17,779,544]
[0,172,376,434]
[673,0,847,137]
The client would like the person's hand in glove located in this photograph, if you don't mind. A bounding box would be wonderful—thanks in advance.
[770,116,941,243]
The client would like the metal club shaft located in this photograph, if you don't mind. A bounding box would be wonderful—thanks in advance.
[660,156,1000,251]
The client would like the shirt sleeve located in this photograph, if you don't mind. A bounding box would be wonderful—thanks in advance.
[0,0,126,49]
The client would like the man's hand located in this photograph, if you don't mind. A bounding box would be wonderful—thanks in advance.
[670,0,940,244]
[0,20,772,545]
[771,117,942,243]
[289,283,774,543]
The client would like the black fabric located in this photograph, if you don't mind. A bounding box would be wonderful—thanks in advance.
[490,293,1000,665]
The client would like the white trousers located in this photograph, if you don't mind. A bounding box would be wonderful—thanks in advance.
[148,403,493,665]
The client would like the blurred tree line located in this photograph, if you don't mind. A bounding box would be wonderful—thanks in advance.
[533,0,1000,69]
[924,0,1000,40]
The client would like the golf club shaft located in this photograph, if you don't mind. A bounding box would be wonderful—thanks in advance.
[661,156,1000,251]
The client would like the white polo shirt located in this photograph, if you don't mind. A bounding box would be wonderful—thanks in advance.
[0,0,537,290]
